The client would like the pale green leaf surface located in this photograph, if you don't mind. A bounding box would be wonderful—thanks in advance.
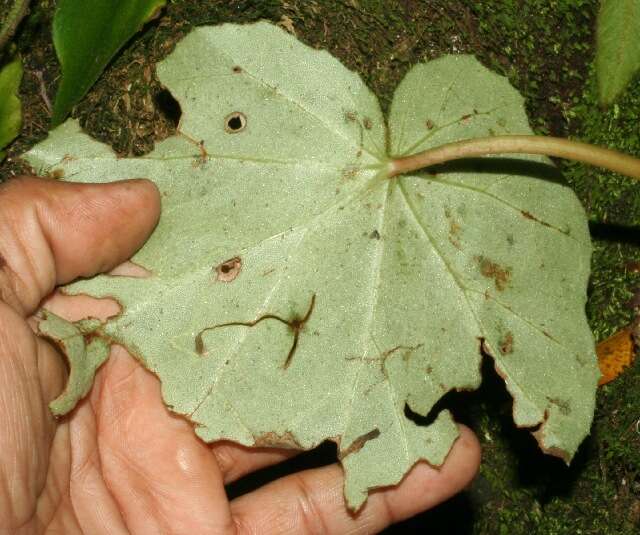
[596,0,640,105]
[39,312,108,416]
[0,56,22,157]
[26,22,598,509]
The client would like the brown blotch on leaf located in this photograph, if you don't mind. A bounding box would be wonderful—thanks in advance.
[476,256,511,291]
[253,431,301,449]
[345,111,357,122]
[216,257,242,282]
[546,396,571,416]
[444,207,462,250]
[499,332,514,354]
[232,65,242,73]
[338,428,381,460]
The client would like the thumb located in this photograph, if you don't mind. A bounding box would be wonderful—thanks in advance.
[0,176,160,315]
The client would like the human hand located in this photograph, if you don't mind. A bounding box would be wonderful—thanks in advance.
[0,176,481,534]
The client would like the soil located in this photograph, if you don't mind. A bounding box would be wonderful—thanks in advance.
[1,1,640,533]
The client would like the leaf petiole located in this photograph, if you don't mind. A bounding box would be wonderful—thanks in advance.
[388,135,640,180]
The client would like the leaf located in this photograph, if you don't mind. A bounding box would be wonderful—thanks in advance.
[596,0,640,106]
[51,0,166,126]
[25,22,599,509]
[597,327,635,385]
[0,56,22,159]
[39,312,109,415]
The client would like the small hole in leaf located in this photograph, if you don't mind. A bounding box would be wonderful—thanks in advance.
[155,89,182,127]
[225,112,247,133]
[216,256,242,282]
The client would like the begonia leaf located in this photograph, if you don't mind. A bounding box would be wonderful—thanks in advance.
[26,22,599,509]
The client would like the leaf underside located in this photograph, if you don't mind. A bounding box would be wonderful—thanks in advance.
[27,22,598,510]
[596,0,640,105]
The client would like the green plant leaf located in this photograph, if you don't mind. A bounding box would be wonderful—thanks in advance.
[596,0,640,105]
[0,56,22,159]
[25,22,599,509]
[39,312,109,415]
[51,0,165,126]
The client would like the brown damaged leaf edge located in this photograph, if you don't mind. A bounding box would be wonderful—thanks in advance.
[252,431,301,449]
[338,428,381,460]
[195,294,316,369]
[488,350,574,464]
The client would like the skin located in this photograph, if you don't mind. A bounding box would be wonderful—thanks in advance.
[0,176,481,534]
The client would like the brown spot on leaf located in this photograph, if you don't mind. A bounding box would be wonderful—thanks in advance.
[476,256,511,291]
[444,207,462,249]
[546,396,571,416]
[499,332,514,354]
[369,229,381,240]
[345,111,357,122]
[253,431,301,449]
[342,166,359,180]
[216,257,242,282]
[363,117,373,130]
[232,65,242,73]
[425,119,434,130]
[520,210,569,234]
[338,428,380,460]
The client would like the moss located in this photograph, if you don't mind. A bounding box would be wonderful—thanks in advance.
[1,0,639,533]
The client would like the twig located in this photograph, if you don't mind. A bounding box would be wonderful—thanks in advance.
[0,0,29,53]
[389,135,640,180]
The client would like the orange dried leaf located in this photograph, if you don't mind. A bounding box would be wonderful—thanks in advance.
[597,327,635,385]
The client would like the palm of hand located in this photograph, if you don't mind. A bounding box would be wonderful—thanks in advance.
[0,177,479,535]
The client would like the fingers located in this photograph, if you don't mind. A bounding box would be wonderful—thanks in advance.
[211,441,298,485]
[0,176,160,315]
[231,425,481,535]
[88,347,298,533]
[89,346,234,533]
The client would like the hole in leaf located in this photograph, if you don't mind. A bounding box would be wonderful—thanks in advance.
[41,293,121,322]
[154,89,182,127]
[404,389,468,428]
[215,256,242,282]
[225,112,247,133]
